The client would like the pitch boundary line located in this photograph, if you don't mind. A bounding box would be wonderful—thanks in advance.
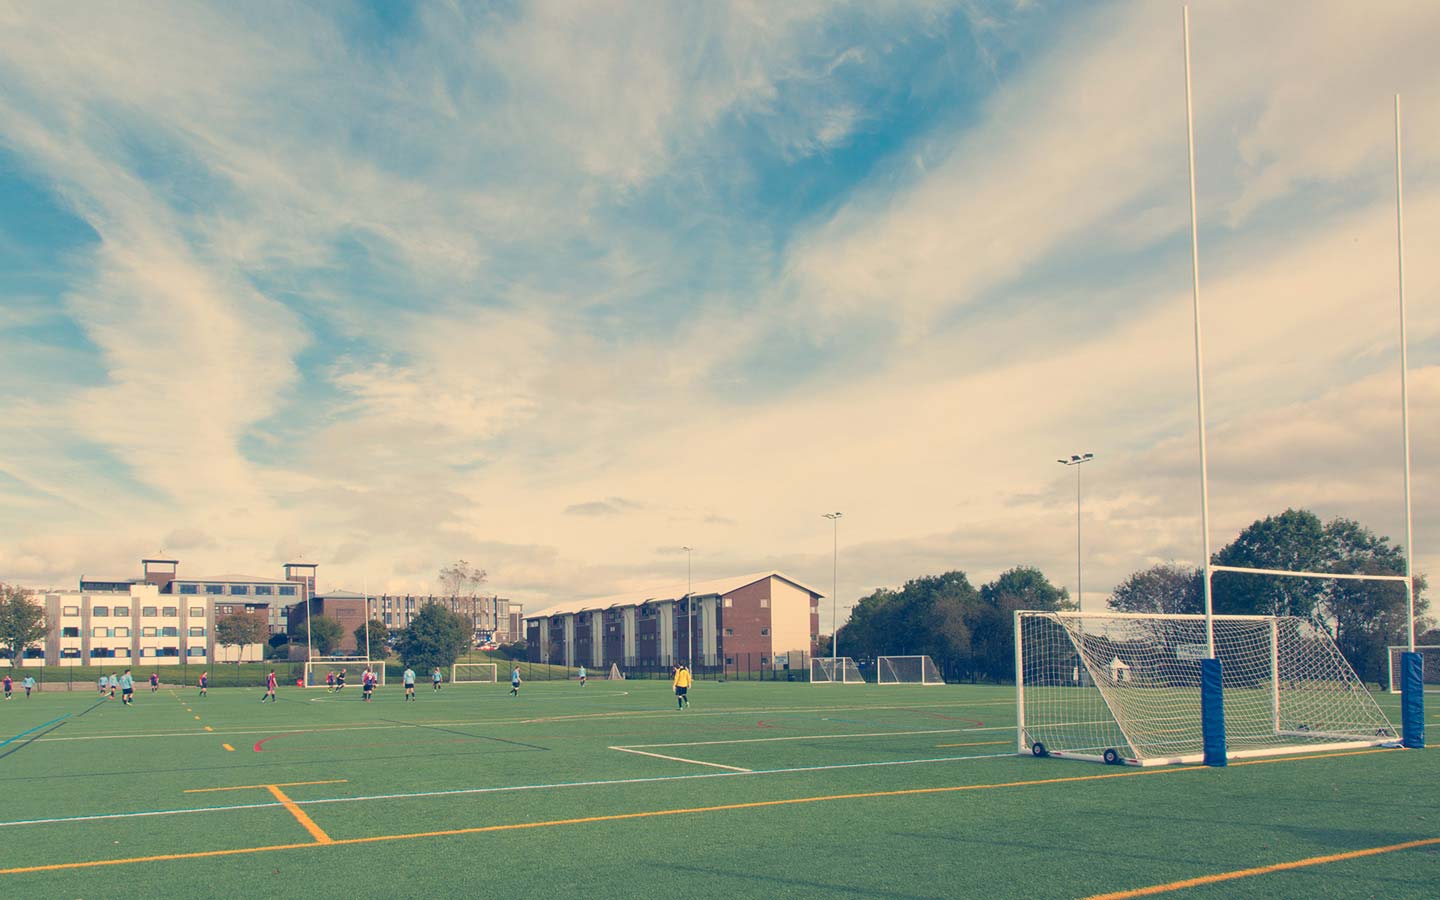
[608,747,753,771]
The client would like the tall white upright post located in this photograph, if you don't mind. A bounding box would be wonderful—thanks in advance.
[682,547,693,666]
[823,512,842,667]
[1394,95,1416,652]
[364,576,371,662]
[1183,6,1216,657]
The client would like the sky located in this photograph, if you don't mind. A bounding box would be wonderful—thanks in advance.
[1,0,1437,630]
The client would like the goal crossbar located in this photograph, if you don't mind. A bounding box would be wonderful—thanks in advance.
[810,656,864,684]
[304,660,385,687]
[876,655,944,685]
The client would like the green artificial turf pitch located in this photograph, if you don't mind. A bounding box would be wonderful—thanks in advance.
[0,680,1433,898]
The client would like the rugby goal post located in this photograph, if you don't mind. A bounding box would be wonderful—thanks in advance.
[1387,646,1437,694]
[876,655,944,685]
[1016,610,1397,766]
[810,656,863,684]
[304,659,386,687]
[451,662,499,684]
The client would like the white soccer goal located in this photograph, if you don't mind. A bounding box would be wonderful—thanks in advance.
[877,655,944,685]
[810,656,864,684]
[1016,611,1397,766]
[1387,646,1438,694]
[451,662,498,684]
[607,662,624,680]
[304,660,386,688]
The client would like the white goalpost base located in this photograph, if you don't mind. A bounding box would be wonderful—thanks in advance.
[1016,611,1397,766]
[810,656,864,684]
[607,662,624,680]
[1387,646,1438,694]
[304,659,386,687]
[876,655,944,685]
[451,663,499,684]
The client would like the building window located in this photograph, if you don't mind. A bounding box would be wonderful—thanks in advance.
[189,607,203,618]
[162,627,179,637]
[231,585,249,596]
[205,585,223,595]
[255,585,273,596]
[61,648,81,658]
[760,628,770,636]
[114,606,130,617]
[140,648,154,657]
[760,657,769,665]
[760,599,769,608]
[179,583,198,594]
[279,586,296,596]
[113,627,130,637]
[725,657,734,666]
[162,607,177,617]
[92,627,110,638]
[159,647,179,657]
[723,598,732,608]
[63,605,80,616]
[92,606,109,617]
[142,627,157,637]
[90,648,115,659]
[187,647,206,657]
[142,607,157,617]
[723,628,734,636]
[61,626,81,638]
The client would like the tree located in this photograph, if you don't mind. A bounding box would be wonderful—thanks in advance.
[1321,517,1426,685]
[214,613,269,663]
[293,615,343,657]
[1212,509,1329,618]
[1109,563,1203,614]
[0,584,47,667]
[438,560,487,596]
[396,602,472,673]
[972,566,1070,683]
[354,619,390,658]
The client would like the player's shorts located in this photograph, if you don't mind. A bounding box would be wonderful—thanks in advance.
[122,687,133,696]
[675,686,688,696]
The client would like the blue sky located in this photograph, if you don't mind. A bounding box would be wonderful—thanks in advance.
[1,1,1437,627]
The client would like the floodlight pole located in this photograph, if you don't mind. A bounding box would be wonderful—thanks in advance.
[1183,6,1215,658]
[364,576,371,661]
[1056,454,1095,611]
[682,546,693,666]
[1395,95,1416,652]
[823,513,842,665]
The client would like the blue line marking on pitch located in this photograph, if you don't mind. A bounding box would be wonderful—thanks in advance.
[0,715,70,750]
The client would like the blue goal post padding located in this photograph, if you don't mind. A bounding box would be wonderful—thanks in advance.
[1200,657,1226,767]
[1400,652,1425,749]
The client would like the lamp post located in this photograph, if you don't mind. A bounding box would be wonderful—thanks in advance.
[822,512,842,665]
[681,546,693,666]
[1056,454,1095,611]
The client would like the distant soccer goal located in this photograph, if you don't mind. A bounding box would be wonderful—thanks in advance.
[1387,646,1438,694]
[810,656,864,684]
[877,655,944,685]
[1016,611,1396,766]
[451,662,498,684]
[304,660,385,688]
[607,662,625,680]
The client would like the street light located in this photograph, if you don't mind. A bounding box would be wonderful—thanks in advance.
[1056,454,1095,611]
[822,513,842,666]
[681,546,693,666]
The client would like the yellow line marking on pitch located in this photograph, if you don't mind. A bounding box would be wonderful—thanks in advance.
[265,784,333,844]
[221,744,234,752]
[0,749,1401,876]
[1080,836,1440,899]
[935,741,1009,748]
[184,780,347,794]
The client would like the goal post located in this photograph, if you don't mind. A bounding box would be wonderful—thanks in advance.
[1387,646,1437,694]
[876,655,944,685]
[810,656,864,684]
[1016,610,1397,766]
[607,662,624,680]
[451,662,498,684]
[304,659,386,688]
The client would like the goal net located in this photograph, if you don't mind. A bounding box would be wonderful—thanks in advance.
[304,660,386,688]
[1387,646,1438,694]
[451,663,498,683]
[1016,611,1396,766]
[607,662,624,680]
[810,656,864,684]
[877,655,944,685]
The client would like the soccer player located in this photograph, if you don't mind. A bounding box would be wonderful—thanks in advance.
[334,668,346,693]
[577,665,586,687]
[22,675,34,698]
[199,671,209,697]
[98,673,108,695]
[263,669,278,703]
[509,665,521,698]
[672,663,691,709]
[326,670,336,692]
[3,673,11,700]
[432,667,442,692]
[119,669,134,705]
[361,668,374,702]
[110,672,119,699]
[403,666,416,701]
[149,671,159,693]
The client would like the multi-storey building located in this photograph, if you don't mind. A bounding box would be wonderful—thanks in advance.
[525,571,821,672]
[366,593,522,643]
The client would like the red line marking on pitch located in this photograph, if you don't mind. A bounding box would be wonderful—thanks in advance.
[757,721,775,729]
[253,733,310,753]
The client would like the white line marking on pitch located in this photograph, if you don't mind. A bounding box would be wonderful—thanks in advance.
[624,727,980,749]
[609,746,753,771]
